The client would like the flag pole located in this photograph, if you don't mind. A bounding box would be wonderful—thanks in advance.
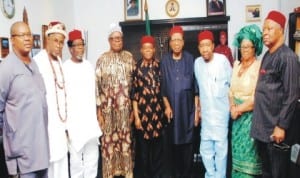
[144,0,151,35]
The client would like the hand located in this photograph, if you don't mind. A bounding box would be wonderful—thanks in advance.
[164,106,173,123]
[194,110,201,126]
[230,105,241,120]
[271,126,285,143]
[135,117,143,130]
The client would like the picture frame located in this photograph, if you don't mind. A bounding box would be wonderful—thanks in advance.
[31,34,41,57]
[32,34,41,49]
[207,0,226,16]
[246,5,261,22]
[124,0,143,21]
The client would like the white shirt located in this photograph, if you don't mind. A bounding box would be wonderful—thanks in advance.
[63,59,102,152]
[194,53,232,140]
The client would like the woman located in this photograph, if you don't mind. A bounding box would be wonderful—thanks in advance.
[229,24,263,178]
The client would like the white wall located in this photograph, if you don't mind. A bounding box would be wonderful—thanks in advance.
[0,0,74,60]
[0,0,299,64]
[73,0,299,65]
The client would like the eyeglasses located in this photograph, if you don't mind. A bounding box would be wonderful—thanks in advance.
[72,43,85,47]
[12,33,32,39]
[109,36,123,41]
[239,46,254,50]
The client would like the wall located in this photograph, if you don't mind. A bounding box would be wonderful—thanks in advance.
[73,0,299,66]
[0,0,299,64]
[0,0,74,60]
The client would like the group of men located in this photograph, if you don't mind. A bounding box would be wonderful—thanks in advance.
[0,9,299,178]
[0,21,101,178]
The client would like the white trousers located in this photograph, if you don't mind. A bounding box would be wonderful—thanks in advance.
[70,138,99,178]
[48,154,69,178]
[200,139,228,178]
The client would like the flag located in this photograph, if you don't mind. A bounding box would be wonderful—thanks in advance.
[144,0,151,35]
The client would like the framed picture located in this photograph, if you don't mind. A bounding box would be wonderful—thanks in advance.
[31,34,41,57]
[32,34,41,49]
[124,0,143,21]
[207,0,226,16]
[246,5,261,22]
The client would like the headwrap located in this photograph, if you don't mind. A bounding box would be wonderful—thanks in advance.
[46,21,67,38]
[108,23,122,37]
[198,30,214,42]
[265,10,286,29]
[169,26,183,37]
[233,24,263,56]
[68,29,82,41]
[140,35,155,46]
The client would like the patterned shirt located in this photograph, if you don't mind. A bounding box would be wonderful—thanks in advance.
[131,59,164,139]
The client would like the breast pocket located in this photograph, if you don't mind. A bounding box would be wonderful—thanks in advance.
[213,75,229,98]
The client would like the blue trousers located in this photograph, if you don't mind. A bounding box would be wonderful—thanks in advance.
[200,139,228,178]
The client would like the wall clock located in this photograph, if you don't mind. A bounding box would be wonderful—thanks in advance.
[1,0,15,19]
[165,0,179,18]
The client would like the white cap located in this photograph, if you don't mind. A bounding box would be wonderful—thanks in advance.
[108,23,122,37]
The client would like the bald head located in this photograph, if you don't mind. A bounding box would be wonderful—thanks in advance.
[10,21,33,58]
[10,21,29,36]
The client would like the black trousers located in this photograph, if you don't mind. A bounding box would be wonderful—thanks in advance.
[162,125,194,178]
[135,131,164,178]
[257,141,290,178]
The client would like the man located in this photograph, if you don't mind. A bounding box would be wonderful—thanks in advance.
[209,0,224,13]
[34,21,69,178]
[251,10,300,178]
[194,30,232,178]
[214,31,234,67]
[0,21,49,177]
[131,35,164,178]
[95,23,135,178]
[63,29,102,178]
[160,26,200,178]
[127,0,138,16]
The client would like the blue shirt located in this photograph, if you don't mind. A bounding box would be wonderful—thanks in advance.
[161,51,198,144]
[194,53,231,140]
[0,53,49,174]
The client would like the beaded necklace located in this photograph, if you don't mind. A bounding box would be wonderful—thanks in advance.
[48,56,68,122]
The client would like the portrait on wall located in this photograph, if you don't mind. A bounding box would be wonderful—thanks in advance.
[32,34,41,49]
[124,0,143,21]
[246,5,261,22]
[31,34,41,57]
[207,0,226,16]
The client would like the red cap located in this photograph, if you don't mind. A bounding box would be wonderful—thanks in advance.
[46,21,67,37]
[169,26,183,36]
[265,10,286,29]
[68,29,82,41]
[198,30,214,42]
[140,35,155,46]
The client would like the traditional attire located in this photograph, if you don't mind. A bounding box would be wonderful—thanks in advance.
[0,53,49,176]
[230,60,262,177]
[131,58,164,178]
[161,50,197,178]
[194,53,231,178]
[34,49,69,178]
[95,50,135,178]
[251,45,300,178]
[63,58,102,178]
